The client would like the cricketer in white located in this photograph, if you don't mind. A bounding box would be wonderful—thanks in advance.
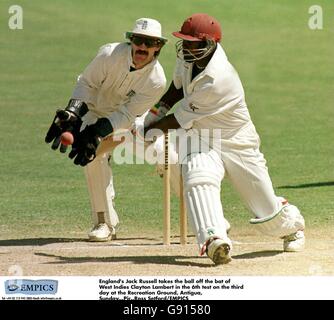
[46,18,168,241]
[144,13,305,264]
[77,19,168,241]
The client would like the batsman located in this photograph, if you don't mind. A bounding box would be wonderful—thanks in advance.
[45,18,168,241]
[144,13,305,264]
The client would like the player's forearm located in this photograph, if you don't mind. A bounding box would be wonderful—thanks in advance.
[146,114,180,133]
[160,82,184,108]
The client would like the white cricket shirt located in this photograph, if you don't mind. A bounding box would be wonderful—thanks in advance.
[173,43,256,143]
[71,42,166,132]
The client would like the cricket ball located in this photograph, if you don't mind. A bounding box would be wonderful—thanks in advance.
[60,132,74,146]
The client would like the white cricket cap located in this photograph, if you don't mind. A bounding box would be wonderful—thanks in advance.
[126,18,168,42]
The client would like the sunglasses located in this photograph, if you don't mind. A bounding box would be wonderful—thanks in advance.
[130,35,162,48]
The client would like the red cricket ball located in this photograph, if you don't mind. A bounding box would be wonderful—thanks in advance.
[60,132,74,146]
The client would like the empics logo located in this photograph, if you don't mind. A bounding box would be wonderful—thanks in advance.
[6,283,20,292]
[5,279,58,295]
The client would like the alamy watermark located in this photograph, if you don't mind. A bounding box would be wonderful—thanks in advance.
[8,5,23,30]
[5,5,326,31]
[308,5,323,30]
[8,264,23,276]
[107,128,237,165]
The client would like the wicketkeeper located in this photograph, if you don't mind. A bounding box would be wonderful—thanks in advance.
[45,18,167,241]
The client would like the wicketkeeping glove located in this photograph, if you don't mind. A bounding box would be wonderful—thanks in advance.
[45,99,88,153]
[68,118,113,166]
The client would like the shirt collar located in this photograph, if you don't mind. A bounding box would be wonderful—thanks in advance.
[201,43,228,78]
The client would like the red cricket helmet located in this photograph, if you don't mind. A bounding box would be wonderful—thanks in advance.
[172,13,222,42]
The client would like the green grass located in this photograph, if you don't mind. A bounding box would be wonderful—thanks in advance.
[0,0,333,239]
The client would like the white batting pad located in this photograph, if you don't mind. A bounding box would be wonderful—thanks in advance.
[182,152,231,248]
[249,203,305,238]
[84,154,119,228]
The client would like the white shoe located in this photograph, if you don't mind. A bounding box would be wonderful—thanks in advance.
[283,230,305,252]
[88,223,112,242]
[206,238,232,265]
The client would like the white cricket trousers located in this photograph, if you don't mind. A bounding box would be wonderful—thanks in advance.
[84,153,119,228]
[179,123,304,248]
[182,146,280,248]
[83,131,177,230]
